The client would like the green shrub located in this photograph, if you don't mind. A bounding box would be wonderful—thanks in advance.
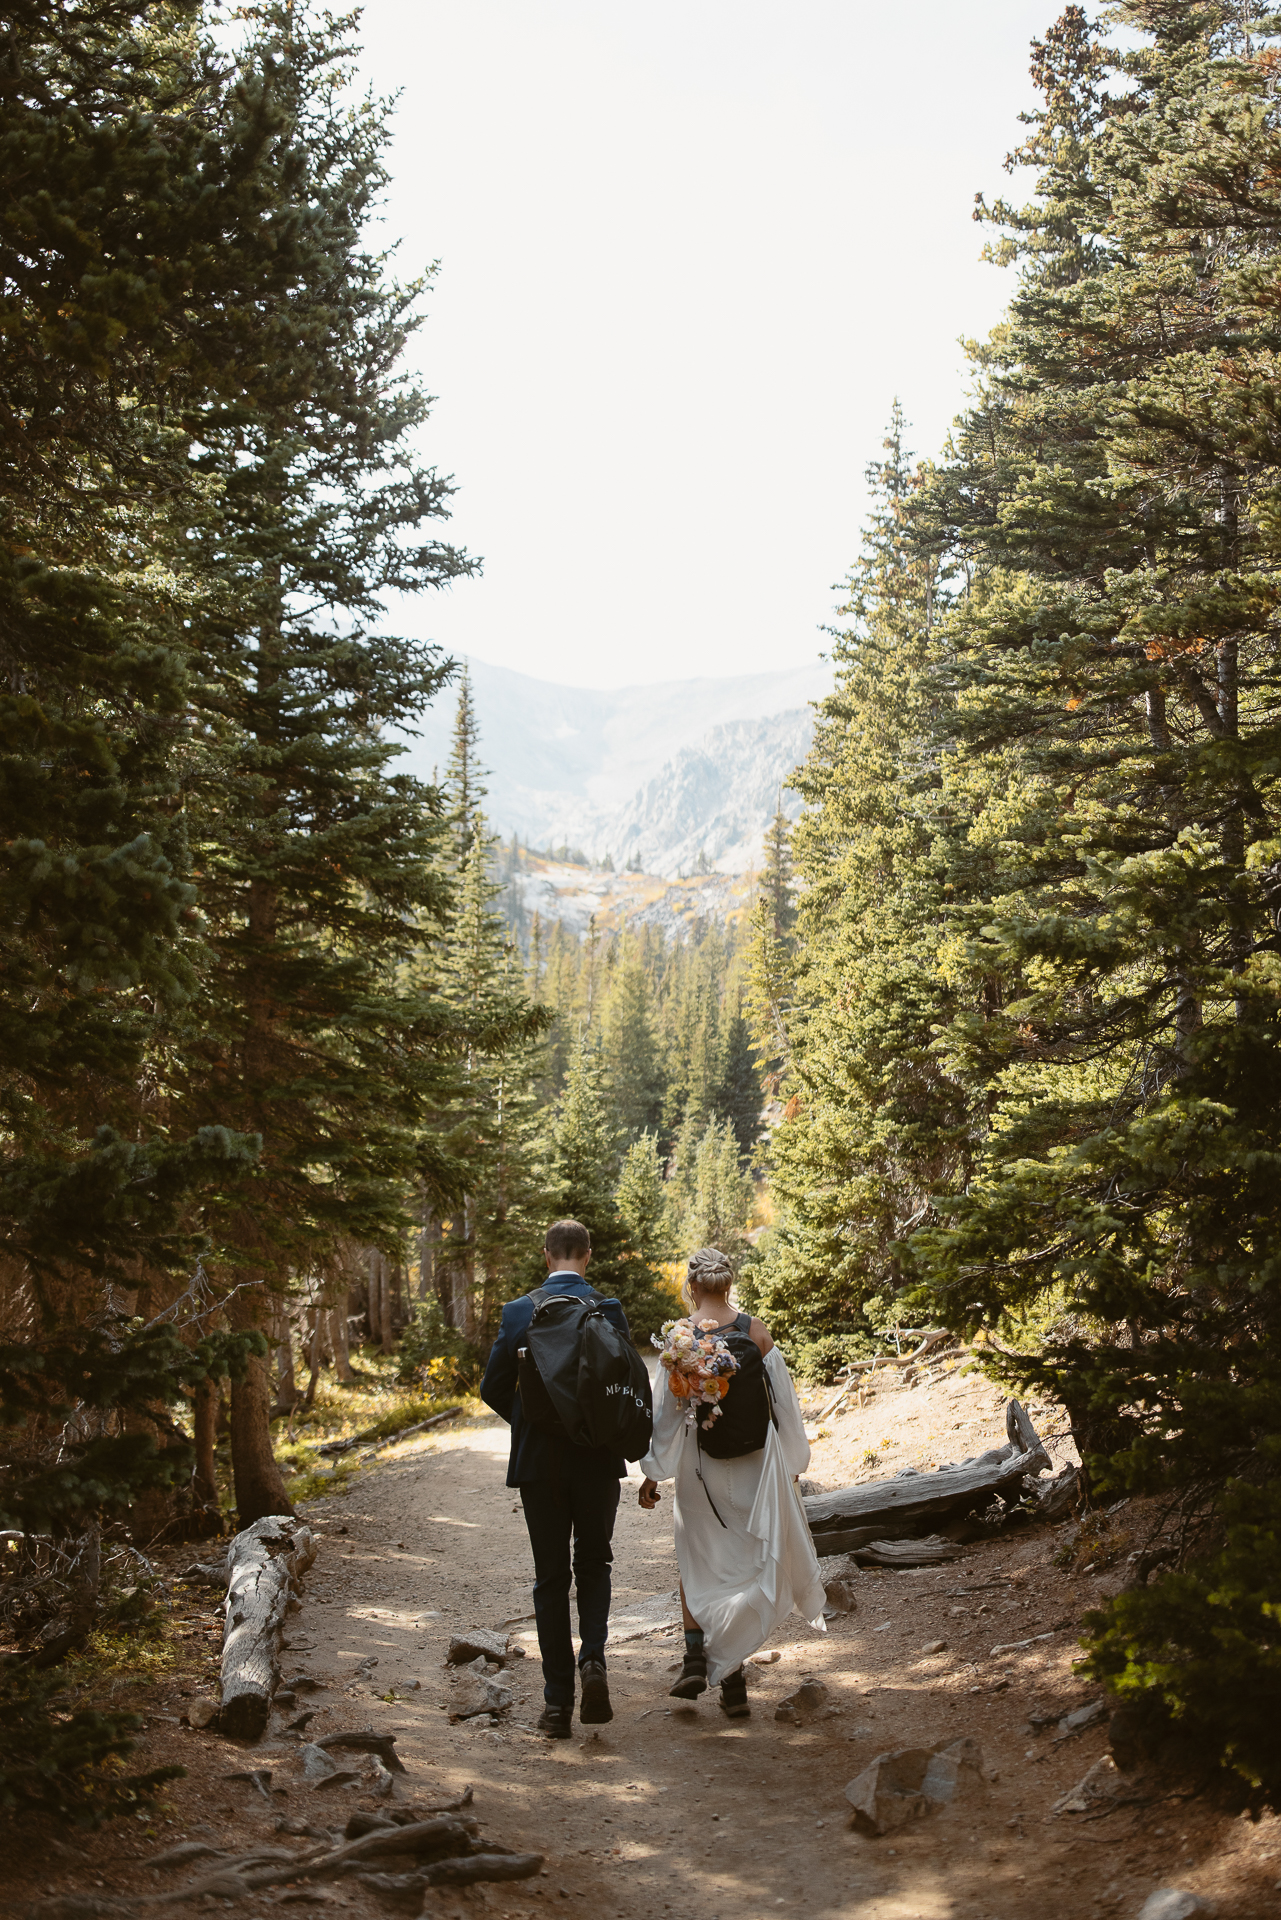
[1083,1473,1281,1796]
[396,1300,479,1391]
[0,1666,182,1824]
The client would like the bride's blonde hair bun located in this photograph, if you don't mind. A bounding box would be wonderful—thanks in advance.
[683,1246,734,1310]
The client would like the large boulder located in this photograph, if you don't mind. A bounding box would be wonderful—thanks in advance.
[845,1737,985,1836]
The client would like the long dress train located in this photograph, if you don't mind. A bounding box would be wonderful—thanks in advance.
[639,1341,827,1686]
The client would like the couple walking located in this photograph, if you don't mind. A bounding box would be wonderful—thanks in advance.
[480,1219,825,1737]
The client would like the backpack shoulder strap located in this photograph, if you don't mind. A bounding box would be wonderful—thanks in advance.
[733,1311,752,1335]
[761,1348,779,1427]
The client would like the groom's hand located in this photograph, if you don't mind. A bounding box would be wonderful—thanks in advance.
[638,1477,660,1509]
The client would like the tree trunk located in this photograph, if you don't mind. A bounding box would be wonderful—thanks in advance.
[272,1297,298,1411]
[193,1375,220,1512]
[302,1308,322,1411]
[374,1249,394,1351]
[228,1289,294,1526]
[366,1245,379,1345]
[434,1220,453,1318]
[331,1303,353,1382]
[418,1201,439,1301]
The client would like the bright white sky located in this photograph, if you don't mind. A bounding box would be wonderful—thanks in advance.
[355,1,1060,688]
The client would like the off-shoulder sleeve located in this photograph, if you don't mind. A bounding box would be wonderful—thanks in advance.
[764,1346,811,1477]
[638,1367,688,1481]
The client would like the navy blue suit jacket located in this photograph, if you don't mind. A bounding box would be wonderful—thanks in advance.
[480,1273,632,1487]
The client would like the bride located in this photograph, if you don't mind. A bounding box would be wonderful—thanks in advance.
[638,1246,826,1717]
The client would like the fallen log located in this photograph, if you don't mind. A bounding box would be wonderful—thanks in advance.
[317,1405,462,1456]
[219,1515,318,1741]
[803,1398,1051,1558]
[851,1535,965,1568]
[1034,1461,1080,1521]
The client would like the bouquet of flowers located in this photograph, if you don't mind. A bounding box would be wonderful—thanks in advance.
[651,1318,740,1427]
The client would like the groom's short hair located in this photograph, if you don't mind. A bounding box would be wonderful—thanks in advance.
[545,1218,591,1261]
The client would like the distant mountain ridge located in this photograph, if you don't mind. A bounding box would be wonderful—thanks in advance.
[394,653,831,875]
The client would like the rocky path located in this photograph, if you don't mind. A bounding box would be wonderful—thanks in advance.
[270,1383,1277,1920]
[16,1374,1281,1918]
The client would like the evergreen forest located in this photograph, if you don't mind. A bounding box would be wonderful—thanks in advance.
[2,0,1280,1826]
[0,0,759,1813]
[746,1,1281,1801]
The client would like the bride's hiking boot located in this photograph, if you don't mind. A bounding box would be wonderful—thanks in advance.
[669,1649,708,1699]
[537,1703,573,1739]
[579,1659,613,1724]
[719,1667,749,1718]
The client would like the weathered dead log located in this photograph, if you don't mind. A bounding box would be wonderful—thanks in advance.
[851,1535,965,1568]
[219,1515,317,1740]
[804,1398,1051,1557]
[1034,1462,1080,1521]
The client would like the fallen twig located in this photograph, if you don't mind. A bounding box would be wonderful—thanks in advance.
[810,1331,959,1423]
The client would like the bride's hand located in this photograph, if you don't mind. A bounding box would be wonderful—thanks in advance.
[638,1477,660,1510]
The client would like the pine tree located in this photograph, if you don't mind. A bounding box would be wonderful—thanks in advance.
[668,1119,755,1272]
[162,1,502,1523]
[428,755,547,1351]
[760,798,798,944]
[746,805,798,1085]
[771,6,1281,1791]
[903,9,1281,1790]
[529,1034,669,1337]
[601,936,667,1137]
[0,0,330,1810]
[614,1132,672,1267]
[445,667,488,864]
[743,405,958,1376]
[714,992,761,1162]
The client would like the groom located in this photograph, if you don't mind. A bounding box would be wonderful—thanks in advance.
[480,1219,633,1738]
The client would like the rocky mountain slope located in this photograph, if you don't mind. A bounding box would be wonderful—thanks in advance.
[500,856,756,942]
[394,653,830,875]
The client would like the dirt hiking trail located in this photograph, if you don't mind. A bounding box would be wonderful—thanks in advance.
[11,1367,1281,1919]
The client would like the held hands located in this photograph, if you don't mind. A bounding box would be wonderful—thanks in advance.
[638,1477,661,1510]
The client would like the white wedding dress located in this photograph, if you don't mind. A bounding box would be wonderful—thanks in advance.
[639,1342,828,1685]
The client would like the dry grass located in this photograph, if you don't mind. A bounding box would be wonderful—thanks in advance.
[264,1349,473,1506]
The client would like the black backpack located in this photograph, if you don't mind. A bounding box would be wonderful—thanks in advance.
[693,1313,776,1459]
[517,1286,653,1461]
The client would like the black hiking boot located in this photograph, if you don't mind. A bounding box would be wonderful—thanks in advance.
[719,1667,749,1718]
[537,1703,573,1739]
[579,1658,613,1724]
[668,1650,708,1699]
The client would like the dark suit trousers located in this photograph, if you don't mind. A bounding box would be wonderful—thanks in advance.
[519,1454,621,1706]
